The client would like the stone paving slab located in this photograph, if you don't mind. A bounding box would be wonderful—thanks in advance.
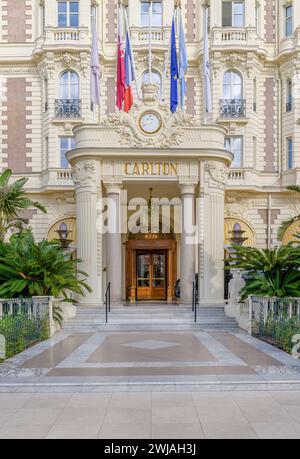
[0,391,300,439]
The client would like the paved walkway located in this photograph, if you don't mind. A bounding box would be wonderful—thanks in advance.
[1,391,300,438]
[1,330,300,391]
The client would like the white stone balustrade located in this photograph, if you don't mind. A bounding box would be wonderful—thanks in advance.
[211,27,264,51]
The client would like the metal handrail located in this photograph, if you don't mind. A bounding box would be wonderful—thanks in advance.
[105,282,111,324]
[192,280,198,323]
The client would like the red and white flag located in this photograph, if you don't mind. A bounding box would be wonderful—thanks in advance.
[116,6,126,111]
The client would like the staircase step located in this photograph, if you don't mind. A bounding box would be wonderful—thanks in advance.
[63,304,239,332]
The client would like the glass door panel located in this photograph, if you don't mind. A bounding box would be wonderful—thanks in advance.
[136,251,167,300]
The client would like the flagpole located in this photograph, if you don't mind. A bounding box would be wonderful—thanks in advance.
[92,7,96,122]
[123,5,141,100]
[148,0,153,84]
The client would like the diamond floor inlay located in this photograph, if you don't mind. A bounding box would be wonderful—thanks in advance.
[122,340,180,351]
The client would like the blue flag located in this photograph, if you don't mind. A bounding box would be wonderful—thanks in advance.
[170,14,179,113]
[179,11,188,110]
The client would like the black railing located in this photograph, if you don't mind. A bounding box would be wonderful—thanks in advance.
[192,279,198,323]
[286,101,293,112]
[220,99,246,118]
[105,282,111,324]
[55,99,81,118]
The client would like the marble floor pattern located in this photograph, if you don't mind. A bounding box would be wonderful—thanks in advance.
[1,391,300,438]
[1,330,300,392]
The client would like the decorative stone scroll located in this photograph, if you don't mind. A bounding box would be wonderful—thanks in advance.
[72,160,96,186]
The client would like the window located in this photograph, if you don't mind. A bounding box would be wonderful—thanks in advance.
[287,137,293,169]
[286,79,293,112]
[225,137,243,168]
[59,70,79,99]
[60,137,76,168]
[222,1,245,27]
[141,0,162,28]
[142,70,162,95]
[58,1,79,28]
[255,3,260,33]
[285,5,293,37]
[44,79,48,112]
[253,78,257,112]
[57,71,80,117]
[223,70,243,99]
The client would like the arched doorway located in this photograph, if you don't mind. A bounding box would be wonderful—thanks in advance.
[126,233,177,303]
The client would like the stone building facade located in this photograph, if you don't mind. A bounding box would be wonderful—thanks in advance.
[0,0,300,306]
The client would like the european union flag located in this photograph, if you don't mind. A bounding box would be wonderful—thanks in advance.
[170,14,179,113]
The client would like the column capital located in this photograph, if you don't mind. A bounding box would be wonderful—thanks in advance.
[205,161,228,190]
[179,183,196,195]
[104,181,123,195]
[72,159,97,188]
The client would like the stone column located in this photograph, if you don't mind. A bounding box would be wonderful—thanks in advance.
[198,161,227,306]
[105,182,123,304]
[180,183,196,304]
[73,159,103,305]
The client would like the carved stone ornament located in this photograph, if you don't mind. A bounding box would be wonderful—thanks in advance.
[72,160,96,186]
[101,84,198,149]
[206,161,229,187]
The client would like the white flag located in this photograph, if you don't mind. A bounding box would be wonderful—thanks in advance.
[90,16,101,106]
[204,7,212,114]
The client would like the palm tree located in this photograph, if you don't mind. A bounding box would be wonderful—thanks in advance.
[0,169,46,241]
[226,244,300,300]
[0,230,92,302]
[278,186,300,242]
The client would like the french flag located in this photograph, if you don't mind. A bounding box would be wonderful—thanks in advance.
[116,6,125,111]
[124,29,135,113]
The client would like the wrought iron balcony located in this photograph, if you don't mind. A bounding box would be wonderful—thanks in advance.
[286,101,293,112]
[220,99,246,118]
[55,99,81,118]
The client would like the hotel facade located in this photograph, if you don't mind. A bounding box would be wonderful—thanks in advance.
[1,0,300,307]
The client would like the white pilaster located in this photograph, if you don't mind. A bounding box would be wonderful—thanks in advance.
[199,160,227,306]
[180,183,196,304]
[73,159,103,305]
[105,182,123,304]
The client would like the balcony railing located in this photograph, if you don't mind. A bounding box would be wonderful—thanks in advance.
[220,99,246,118]
[33,27,90,54]
[130,26,171,47]
[211,27,264,50]
[55,99,81,118]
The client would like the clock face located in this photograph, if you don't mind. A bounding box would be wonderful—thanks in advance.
[139,112,162,135]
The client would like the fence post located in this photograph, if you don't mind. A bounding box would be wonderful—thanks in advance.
[248,296,253,336]
[0,300,3,319]
[48,297,56,337]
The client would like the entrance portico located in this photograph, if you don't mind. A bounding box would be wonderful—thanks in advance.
[67,86,232,307]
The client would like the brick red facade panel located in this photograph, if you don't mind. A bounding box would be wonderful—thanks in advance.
[265,0,275,43]
[106,1,117,42]
[186,0,195,42]
[2,0,32,43]
[106,77,116,115]
[186,78,196,116]
[5,78,32,173]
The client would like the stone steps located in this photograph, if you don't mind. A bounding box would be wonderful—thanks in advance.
[63,304,239,332]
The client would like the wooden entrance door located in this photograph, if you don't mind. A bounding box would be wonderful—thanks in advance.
[136,251,167,300]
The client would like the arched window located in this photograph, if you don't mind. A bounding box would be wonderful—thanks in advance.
[223,70,243,99]
[57,71,80,118]
[142,70,162,95]
[221,70,245,118]
[59,70,79,99]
